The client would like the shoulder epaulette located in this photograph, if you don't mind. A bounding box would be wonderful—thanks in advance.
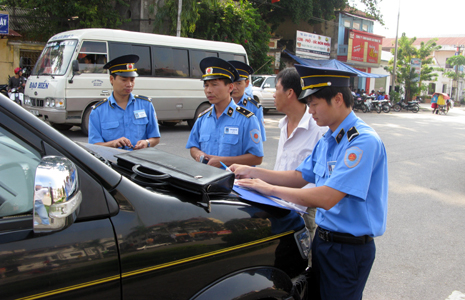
[198,106,213,118]
[92,99,107,110]
[236,106,254,118]
[135,95,152,102]
[347,126,359,142]
[247,97,261,108]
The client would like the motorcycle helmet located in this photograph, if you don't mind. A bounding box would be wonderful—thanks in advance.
[14,67,22,74]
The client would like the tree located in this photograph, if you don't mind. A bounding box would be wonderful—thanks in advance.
[154,0,273,74]
[386,34,441,102]
[0,0,127,42]
[194,1,273,74]
[249,0,383,32]
[443,55,465,101]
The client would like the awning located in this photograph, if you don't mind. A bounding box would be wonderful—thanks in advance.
[0,28,22,38]
[284,50,388,78]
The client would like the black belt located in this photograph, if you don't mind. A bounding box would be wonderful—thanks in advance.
[317,227,373,245]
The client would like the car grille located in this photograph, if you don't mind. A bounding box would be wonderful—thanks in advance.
[30,98,44,107]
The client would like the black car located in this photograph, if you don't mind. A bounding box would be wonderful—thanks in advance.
[0,94,310,299]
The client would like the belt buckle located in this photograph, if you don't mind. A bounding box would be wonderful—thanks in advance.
[318,228,330,242]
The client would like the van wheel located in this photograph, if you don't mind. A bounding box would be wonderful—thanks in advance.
[187,102,211,129]
[81,106,92,136]
[50,123,73,131]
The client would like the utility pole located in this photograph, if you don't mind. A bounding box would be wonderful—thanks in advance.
[391,2,400,98]
[453,44,463,101]
[176,0,182,37]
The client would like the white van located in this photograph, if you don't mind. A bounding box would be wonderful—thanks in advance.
[23,28,248,134]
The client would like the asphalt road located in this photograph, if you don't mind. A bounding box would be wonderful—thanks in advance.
[62,104,465,300]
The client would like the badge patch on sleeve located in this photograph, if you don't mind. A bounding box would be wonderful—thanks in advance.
[344,147,363,168]
[250,128,260,143]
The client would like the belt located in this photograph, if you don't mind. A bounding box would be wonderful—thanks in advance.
[317,227,373,245]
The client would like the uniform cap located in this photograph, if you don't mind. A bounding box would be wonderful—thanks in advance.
[295,64,357,99]
[199,57,239,82]
[104,54,139,77]
[228,60,254,81]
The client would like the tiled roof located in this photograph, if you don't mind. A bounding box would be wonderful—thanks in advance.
[338,6,376,20]
[382,36,465,49]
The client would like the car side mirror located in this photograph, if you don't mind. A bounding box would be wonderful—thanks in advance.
[69,60,80,83]
[33,156,82,233]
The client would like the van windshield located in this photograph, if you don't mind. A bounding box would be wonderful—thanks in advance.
[32,40,78,76]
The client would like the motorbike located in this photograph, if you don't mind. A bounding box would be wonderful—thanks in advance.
[353,96,367,113]
[365,95,381,113]
[393,100,419,113]
[379,99,391,113]
[9,87,24,106]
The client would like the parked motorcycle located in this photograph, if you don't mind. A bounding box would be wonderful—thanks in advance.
[366,95,381,113]
[380,99,391,113]
[353,96,367,113]
[393,100,419,113]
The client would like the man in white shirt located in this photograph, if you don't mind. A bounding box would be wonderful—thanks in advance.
[34,184,50,225]
[273,67,326,265]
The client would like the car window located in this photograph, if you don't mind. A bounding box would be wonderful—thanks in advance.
[0,127,41,218]
[264,77,276,88]
[252,76,265,87]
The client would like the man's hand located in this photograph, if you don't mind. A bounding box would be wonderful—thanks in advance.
[229,164,253,179]
[134,139,149,150]
[112,137,133,149]
[236,178,273,196]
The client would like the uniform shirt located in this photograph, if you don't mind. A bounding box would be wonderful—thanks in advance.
[88,93,160,150]
[237,94,267,141]
[296,111,388,237]
[186,99,264,158]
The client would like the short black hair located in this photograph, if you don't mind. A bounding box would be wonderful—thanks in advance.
[306,86,354,108]
[275,68,302,98]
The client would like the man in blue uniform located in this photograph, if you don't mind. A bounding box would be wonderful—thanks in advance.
[230,65,388,300]
[186,57,263,168]
[88,54,160,150]
[228,60,266,141]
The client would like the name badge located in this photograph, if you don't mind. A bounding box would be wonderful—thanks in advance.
[327,161,336,177]
[224,127,239,135]
[134,110,147,119]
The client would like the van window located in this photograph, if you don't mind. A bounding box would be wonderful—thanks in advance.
[78,41,107,74]
[219,53,246,63]
[133,45,152,76]
[153,47,189,78]
[190,50,218,78]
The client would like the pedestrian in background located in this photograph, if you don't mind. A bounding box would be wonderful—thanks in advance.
[88,54,160,150]
[231,65,388,300]
[431,93,438,114]
[186,57,263,168]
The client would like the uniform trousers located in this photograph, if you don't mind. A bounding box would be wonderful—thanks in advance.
[310,228,376,300]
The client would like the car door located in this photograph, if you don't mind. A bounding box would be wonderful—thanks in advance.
[260,76,276,109]
[0,110,121,300]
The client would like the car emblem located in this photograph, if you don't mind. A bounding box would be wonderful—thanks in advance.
[34,91,38,96]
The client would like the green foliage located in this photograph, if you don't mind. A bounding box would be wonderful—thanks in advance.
[386,34,441,101]
[443,55,465,81]
[1,0,127,42]
[153,0,218,36]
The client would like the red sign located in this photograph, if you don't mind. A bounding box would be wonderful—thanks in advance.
[349,30,383,64]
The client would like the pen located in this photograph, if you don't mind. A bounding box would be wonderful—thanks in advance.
[220,161,232,172]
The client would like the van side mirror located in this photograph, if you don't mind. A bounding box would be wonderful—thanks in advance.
[69,60,80,83]
[72,60,79,73]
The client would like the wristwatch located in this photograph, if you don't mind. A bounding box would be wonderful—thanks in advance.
[146,139,150,147]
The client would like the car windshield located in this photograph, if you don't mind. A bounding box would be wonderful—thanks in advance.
[32,40,78,76]
[252,76,265,87]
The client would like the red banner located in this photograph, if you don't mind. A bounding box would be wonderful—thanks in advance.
[349,30,383,64]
